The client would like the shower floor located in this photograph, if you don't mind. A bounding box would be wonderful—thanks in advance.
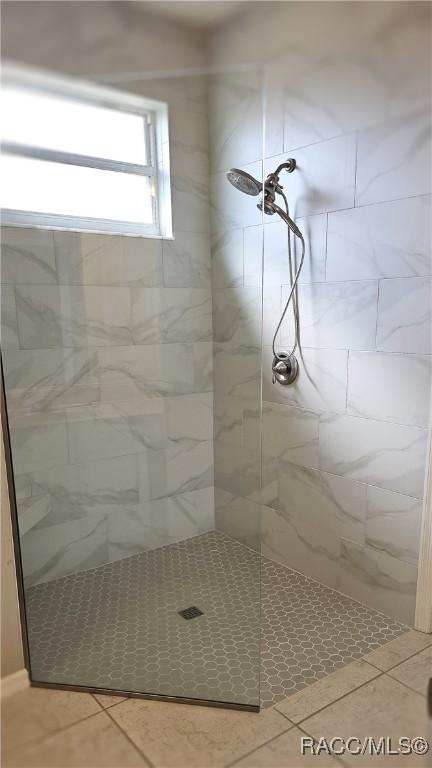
[25,530,407,708]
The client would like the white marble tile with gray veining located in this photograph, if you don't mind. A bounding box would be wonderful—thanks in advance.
[339,538,417,625]
[243,224,263,288]
[261,503,341,590]
[327,196,432,281]
[376,276,432,355]
[17,494,52,536]
[138,440,213,501]
[1,227,57,284]
[266,134,356,217]
[356,111,432,206]
[348,350,432,428]
[9,410,69,474]
[162,231,211,288]
[263,345,348,413]
[365,485,422,565]
[67,392,213,463]
[108,486,214,562]
[26,454,140,527]
[15,285,133,349]
[319,413,428,498]
[262,460,367,547]
[132,286,212,344]
[212,286,261,345]
[193,341,213,393]
[1,285,19,349]
[211,227,244,289]
[215,490,261,552]
[213,342,261,400]
[263,214,327,288]
[1,348,99,412]
[171,173,210,236]
[262,401,320,470]
[21,514,108,587]
[54,231,163,287]
[280,280,378,351]
[98,343,197,401]
[209,72,262,172]
[170,108,209,182]
[214,439,260,500]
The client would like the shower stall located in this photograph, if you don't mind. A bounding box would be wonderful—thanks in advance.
[1,0,430,712]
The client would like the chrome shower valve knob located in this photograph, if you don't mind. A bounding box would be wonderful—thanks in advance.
[271,353,299,386]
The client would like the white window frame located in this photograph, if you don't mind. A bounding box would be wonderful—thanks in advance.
[1,63,173,238]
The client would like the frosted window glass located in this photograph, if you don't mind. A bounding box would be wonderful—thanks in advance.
[2,87,148,165]
[0,155,154,224]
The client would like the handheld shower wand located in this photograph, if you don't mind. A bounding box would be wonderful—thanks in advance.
[226,158,305,385]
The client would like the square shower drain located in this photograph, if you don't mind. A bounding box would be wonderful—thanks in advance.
[178,606,203,620]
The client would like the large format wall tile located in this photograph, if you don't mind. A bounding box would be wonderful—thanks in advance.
[261,503,340,589]
[162,231,211,289]
[98,343,200,400]
[262,401,319,470]
[212,228,244,289]
[2,348,99,412]
[10,411,69,474]
[280,281,378,350]
[263,214,327,288]
[1,227,57,284]
[262,460,367,548]
[319,413,428,498]
[347,350,432,428]
[265,134,356,217]
[327,196,432,281]
[263,345,348,413]
[209,72,262,172]
[376,276,432,354]
[213,342,261,400]
[213,286,261,346]
[365,485,422,565]
[339,538,417,625]
[1,285,19,349]
[132,287,212,344]
[139,441,213,500]
[54,232,163,286]
[15,285,133,348]
[107,487,214,562]
[356,112,432,206]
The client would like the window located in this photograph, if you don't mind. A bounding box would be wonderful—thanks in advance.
[0,65,172,237]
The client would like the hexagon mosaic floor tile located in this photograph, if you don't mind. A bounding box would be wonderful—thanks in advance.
[25,531,407,708]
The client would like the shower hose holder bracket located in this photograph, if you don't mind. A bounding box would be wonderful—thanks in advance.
[272,353,299,386]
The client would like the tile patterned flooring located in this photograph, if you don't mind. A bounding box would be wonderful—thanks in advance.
[26,531,406,708]
[3,631,431,767]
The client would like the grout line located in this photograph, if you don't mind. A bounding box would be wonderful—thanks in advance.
[4,706,107,757]
[364,640,432,677]
[278,668,385,728]
[226,722,295,768]
[104,703,155,768]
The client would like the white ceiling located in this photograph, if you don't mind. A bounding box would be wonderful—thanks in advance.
[135,1,245,30]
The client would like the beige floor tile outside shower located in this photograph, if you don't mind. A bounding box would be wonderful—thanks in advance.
[387,646,432,696]
[92,692,127,708]
[1,686,101,753]
[301,674,430,765]
[4,710,147,768]
[232,726,343,767]
[362,630,432,672]
[275,659,380,723]
[108,696,290,768]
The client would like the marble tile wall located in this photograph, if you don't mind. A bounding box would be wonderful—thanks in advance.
[1,5,215,585]
[210,1,431,624]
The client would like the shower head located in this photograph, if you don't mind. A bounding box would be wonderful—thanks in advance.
[226,168,262,196]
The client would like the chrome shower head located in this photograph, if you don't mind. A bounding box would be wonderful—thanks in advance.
[226,168,262,196]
